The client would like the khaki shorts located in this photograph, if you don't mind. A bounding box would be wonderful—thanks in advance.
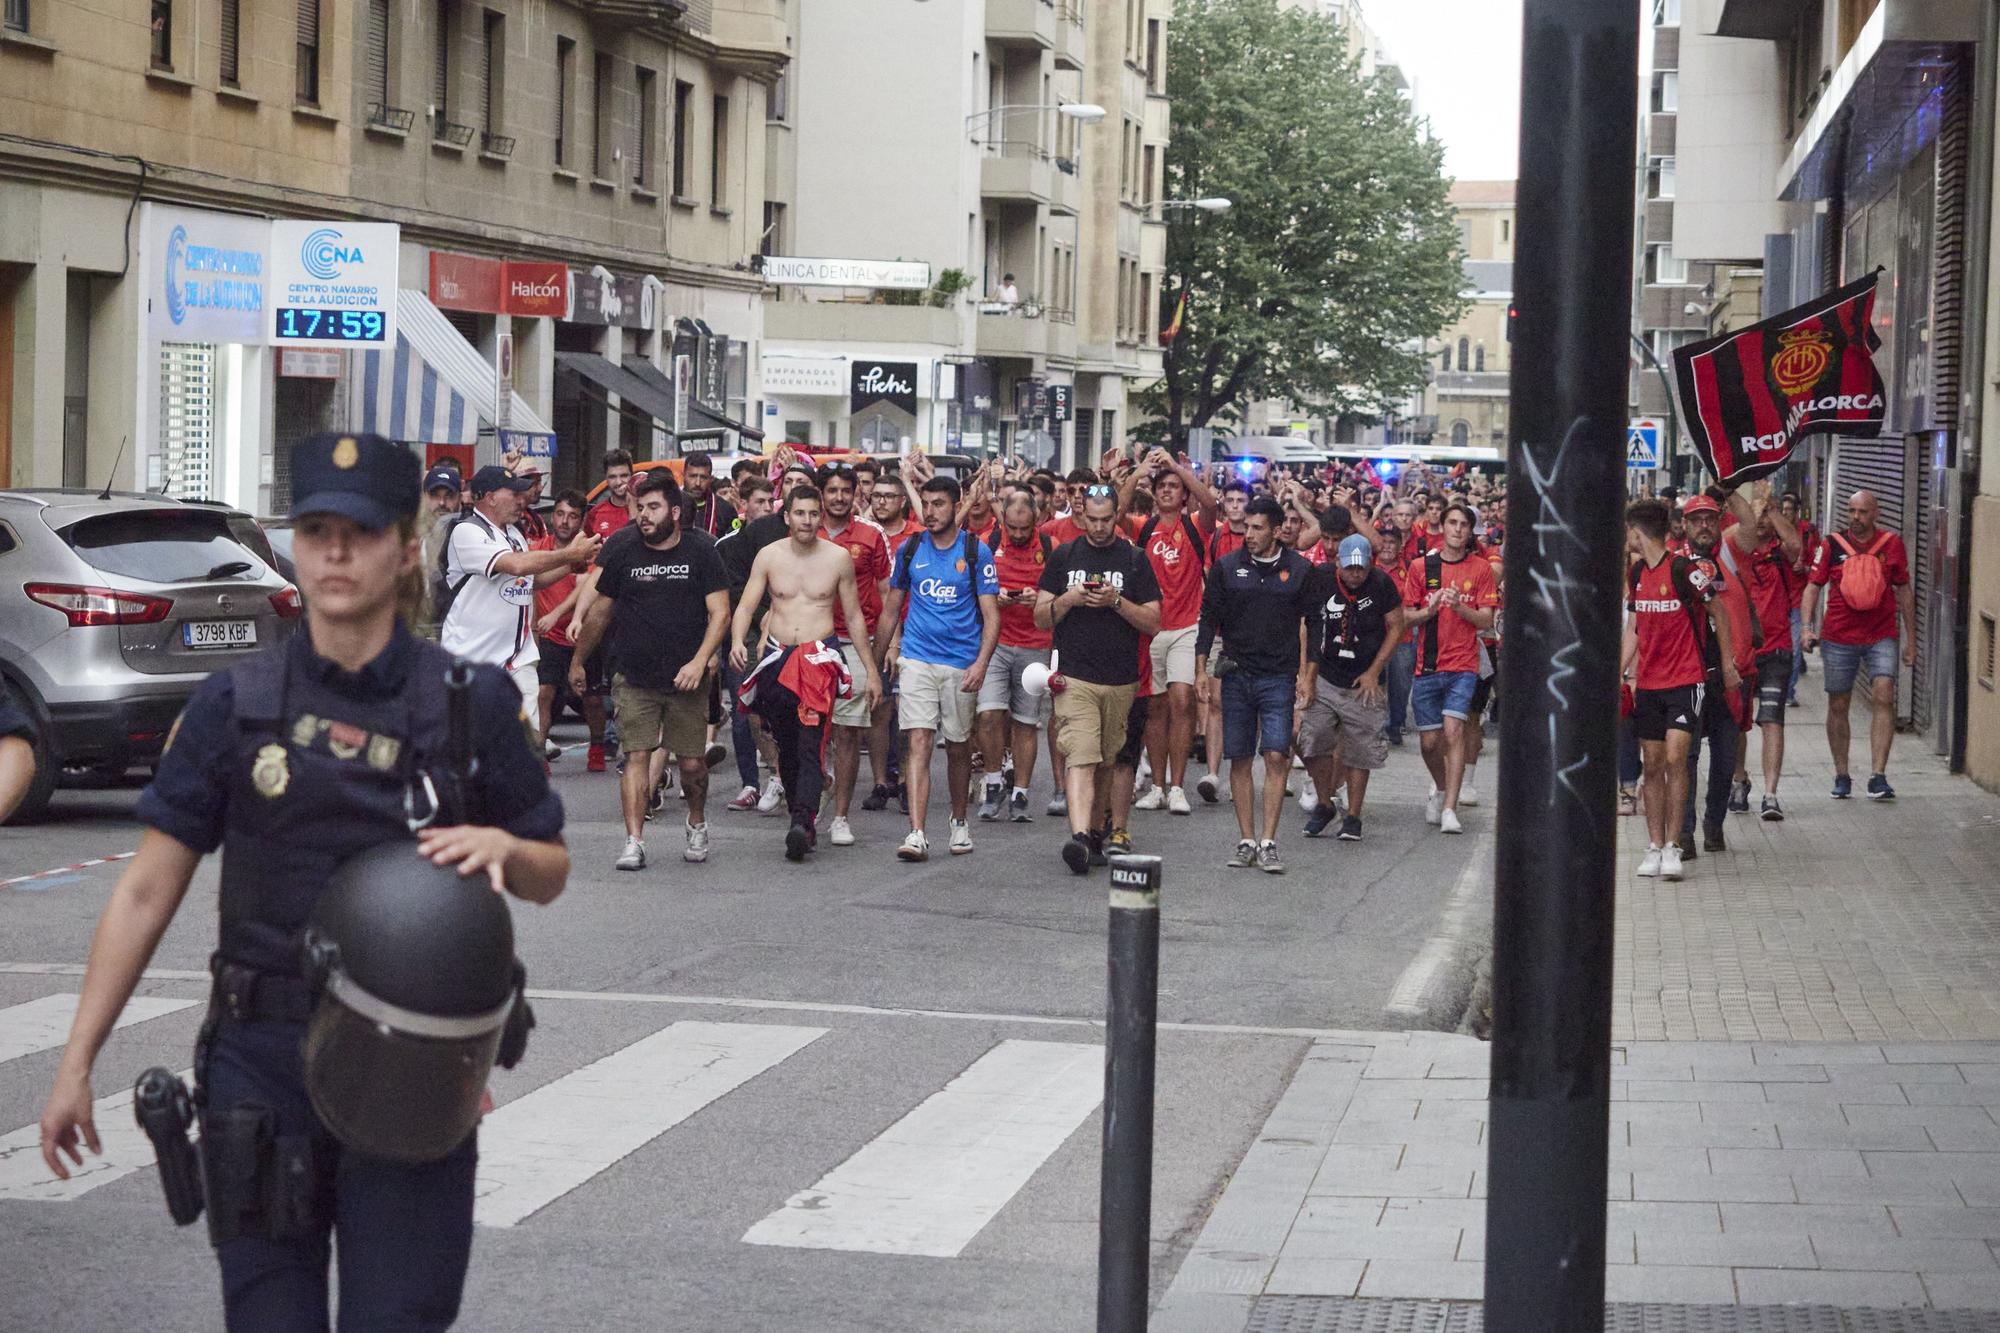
[1297,678,1390,771]
[611,674,708,756]
[897,657,978,743]
[1150,623,1199,688]
[1053,677,1137,770]
[831,641,875,727]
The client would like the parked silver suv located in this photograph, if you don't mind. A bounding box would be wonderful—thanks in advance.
[0,490,300,821]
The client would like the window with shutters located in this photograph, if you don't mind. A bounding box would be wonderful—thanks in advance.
[219,0,241,85]
[296,0,320,105]
[3,0,26,35]
[592,52,612,180]
[768,71,787,123]
[479,8,508,155]
[672,80,693,198]
[554,37,574,168]
[633,67,655,190]
[150,0,172,70]
[711,95,728,207]
[433,0,452,135]
[158,344,217,502]
[1980,612,1996,691]
[363,0,389,109]
[1457,337,1470,371]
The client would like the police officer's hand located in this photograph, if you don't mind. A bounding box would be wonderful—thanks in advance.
[39,1067,99,1180]
[417,825,519,894]
[673,660,706,693]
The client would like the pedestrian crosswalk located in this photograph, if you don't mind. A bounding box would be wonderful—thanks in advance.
[0,992,1105,1260]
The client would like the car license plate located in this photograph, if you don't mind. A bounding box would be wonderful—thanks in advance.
[182,620,257,649]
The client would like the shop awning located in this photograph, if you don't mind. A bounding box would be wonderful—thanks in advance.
[554,352,682,427]
[619,357,766,444]
[355,290,552,446]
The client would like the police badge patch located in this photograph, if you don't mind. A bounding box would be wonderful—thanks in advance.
[252,743,290,798]
[366,734,401,772]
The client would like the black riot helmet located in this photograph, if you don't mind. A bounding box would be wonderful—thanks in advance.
[300,842,531,1164]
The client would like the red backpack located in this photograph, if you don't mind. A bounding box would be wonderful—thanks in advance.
[1831,532,1891,612]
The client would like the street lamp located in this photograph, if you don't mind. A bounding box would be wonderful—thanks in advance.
[1158,197,1232,214]
[964,101,1107,137]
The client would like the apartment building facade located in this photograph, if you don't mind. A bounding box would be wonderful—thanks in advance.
[1400,180,1514,463]
[0,0,785,510]
[768,0,1168,469]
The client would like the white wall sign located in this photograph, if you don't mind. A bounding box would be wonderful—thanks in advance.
[762,257,931,290]
[266,221,400,349]
[762,355,848,396]
[145,203,271,344]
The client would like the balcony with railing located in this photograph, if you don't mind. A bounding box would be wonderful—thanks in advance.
[987,0,1056,49]
[977,298,1076,362]
[1054,0,1085,70]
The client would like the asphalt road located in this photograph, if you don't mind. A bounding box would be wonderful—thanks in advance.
[0,730,1485,1332]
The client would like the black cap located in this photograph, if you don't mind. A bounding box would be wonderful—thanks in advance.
[423,465,461,493]
[471,465,536,498]
[291,434,421,531]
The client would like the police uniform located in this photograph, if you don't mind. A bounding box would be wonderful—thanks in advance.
[132,434,563,1332]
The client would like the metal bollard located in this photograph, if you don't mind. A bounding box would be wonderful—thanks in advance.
[1099,854,1160,1333]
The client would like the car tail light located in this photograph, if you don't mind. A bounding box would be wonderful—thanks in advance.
[25,583,174,626]
[269,586,304,619]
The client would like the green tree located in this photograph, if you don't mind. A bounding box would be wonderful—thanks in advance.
[1142,0,1466,448]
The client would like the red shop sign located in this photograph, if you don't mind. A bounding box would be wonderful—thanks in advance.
[428,251,504,313]
[503,262,570,318]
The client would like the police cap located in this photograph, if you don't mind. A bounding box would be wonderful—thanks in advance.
[291,433,421,531]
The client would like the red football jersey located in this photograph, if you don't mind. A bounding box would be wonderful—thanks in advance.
[1404,551,1499,676]
[1628,554,1716,691]
[1809,528,1909,646]
[822,519,889,637]
[1139,513,1207,632]
[990,527,1054,650]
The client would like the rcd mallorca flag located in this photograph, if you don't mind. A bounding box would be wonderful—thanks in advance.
[1670,273,1887,487]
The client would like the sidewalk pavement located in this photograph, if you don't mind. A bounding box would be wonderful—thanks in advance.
[1157,668,2000,1329]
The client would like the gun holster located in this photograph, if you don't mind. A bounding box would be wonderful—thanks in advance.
[497,960,535,1071]
[132,1067,204,1227]
[201,1101,322,1247]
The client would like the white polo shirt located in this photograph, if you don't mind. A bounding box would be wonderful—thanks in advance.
[442,510,538,671]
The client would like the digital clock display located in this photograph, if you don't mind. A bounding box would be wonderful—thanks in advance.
[274,308,387,342]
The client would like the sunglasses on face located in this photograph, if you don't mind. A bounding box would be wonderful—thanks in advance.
[1083,484,1114,498]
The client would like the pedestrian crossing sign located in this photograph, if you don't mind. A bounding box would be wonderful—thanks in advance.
[1626,419,1663,470]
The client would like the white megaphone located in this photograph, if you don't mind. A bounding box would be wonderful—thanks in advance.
[1021,661,1064,698]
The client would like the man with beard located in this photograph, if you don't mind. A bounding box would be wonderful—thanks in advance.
[532,490,606,760]
[816,464,892,848]
[1804,489,1916,800]
[976,487,1056,823]
[1721,480,1802,821]
[1678,494,1755,856]
[681,450,739,538]
[587,449,637,541]
[571,471,730,871]
[732,487,884,862]
[1300,535,1405,841]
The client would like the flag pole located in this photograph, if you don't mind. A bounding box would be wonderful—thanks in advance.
[1485,0,1638,1328]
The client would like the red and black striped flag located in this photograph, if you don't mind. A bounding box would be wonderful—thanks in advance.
[1670,272,1886,487]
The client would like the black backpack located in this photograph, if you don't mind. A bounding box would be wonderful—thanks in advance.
[1136,512,1207,573]
[895,529,984,598]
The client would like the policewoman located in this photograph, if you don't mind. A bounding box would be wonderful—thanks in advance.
[38,433,569,1331]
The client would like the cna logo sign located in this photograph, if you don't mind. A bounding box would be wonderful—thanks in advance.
[164,226,189,325]
[300,228,364,281]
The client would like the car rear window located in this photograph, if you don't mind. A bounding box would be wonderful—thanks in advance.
[60,510,275,584]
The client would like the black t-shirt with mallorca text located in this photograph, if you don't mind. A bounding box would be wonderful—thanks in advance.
[1304,566,1404,689]
[1037,536,1161,687]
[595,526,727,690]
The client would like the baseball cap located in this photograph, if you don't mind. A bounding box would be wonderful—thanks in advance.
[1338,534,1374,568]
[508,456,544,479]
[1682,495,1722,516]
[423,465,461,494]
[291,434,420,531]
[470,465,536,498]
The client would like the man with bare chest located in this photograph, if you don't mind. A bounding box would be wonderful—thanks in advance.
[731,486,884,861]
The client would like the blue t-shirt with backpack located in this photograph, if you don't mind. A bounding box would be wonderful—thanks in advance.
[891,531,998,669]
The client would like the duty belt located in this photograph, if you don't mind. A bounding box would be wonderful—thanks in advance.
[209,954,317,1024]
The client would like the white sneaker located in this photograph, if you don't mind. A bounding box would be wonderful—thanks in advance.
[683,823,710,863]
[1297,776,1319,813]
[757,776,785,814]
[1460,777,1481,807]
[1166,786,1192,816]
[542,737,562,760]
[1196,773,1220,803]
[615,836,646,871]
[896,830,929,862]
[1134,785,1165,811]
[1660,844,1684,881]
[1424,791,1444,826]
[829,815,855,847]
[1047,792,1068,817]
[1636,846,1663,877]
[1439,808,1463,835]
[948,818,974,855]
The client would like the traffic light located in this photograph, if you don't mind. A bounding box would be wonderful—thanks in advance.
[1506,301,1518,343]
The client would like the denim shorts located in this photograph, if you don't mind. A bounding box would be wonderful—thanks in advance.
[1410,671,1479,731]
[1820,636,1897,696]
[1221,671,1296,759]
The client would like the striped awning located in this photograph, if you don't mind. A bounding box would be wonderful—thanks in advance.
[355,290,552,448]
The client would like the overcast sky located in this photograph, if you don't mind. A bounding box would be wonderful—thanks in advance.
[1364,0,1525,183]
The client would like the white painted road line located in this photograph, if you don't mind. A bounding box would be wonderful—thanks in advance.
[1385,826,1490,1020]
[743,1038,1102,1258]
[0,994,199,1069]
[0,1067,194,1202]
[473,1020,826,1229]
